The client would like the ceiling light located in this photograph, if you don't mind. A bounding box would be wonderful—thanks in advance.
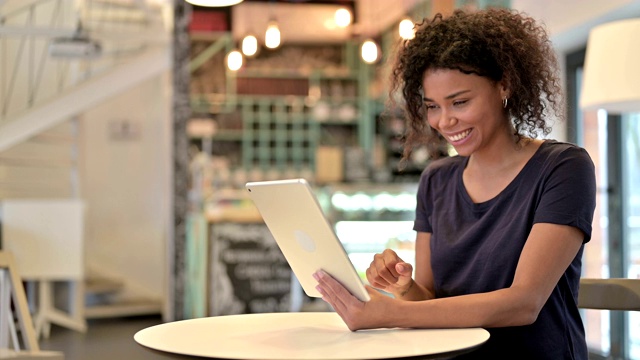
[226,50,243,71]
[242,34,258,56]
[265,21,281,49]
[361,39,379,64]
[49,36,102,59]
[399,18,415,40]
[184,0,244,6]
[335,8,352,28]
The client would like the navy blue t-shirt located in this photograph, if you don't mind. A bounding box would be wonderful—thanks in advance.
[414,140,596,359]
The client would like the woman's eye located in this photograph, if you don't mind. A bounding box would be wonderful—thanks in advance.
[425,104,438,110]
[453,100,468,106]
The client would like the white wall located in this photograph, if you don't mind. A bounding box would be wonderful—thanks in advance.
[513,0,640,52]
[80,72,172,299]
[510,0,640,141]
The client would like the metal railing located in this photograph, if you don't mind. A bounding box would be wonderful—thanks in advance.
[0,0,170,124]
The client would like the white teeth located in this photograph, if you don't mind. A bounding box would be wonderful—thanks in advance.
[448,129,471,142]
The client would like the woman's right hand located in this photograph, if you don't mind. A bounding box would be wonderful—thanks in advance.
[365,249,414,297]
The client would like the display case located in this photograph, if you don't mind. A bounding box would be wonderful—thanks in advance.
[321,183,419,282]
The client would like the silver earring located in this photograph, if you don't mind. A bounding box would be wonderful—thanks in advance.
[503,97,508,109]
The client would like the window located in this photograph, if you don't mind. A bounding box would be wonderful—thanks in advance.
[622,112,640,358]
[567,49,639,360]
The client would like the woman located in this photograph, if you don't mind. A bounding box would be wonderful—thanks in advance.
[313,7,596,359]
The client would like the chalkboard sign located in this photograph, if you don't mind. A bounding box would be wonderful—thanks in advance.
[209,223,293,316]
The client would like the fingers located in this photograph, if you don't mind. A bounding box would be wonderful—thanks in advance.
[395,262,413,277]
[314,271,350,301]
[313,270,354,313]
[313,270,368,331]
[366,249,406,289]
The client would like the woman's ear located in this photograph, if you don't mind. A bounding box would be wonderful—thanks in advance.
[498,81,510,100]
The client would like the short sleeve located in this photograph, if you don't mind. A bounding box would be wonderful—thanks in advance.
[413,157,462,233]
[414,167,433,233]
[533,146,597,242]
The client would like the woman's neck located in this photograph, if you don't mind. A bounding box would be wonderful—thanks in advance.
[466,132,538,176]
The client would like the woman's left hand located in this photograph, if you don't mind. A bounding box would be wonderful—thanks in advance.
[313,270,397,331]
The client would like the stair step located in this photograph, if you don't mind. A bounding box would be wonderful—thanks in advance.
[85,276,125,295]
[85,298,163,319]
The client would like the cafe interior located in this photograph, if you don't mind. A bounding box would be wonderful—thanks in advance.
[0,0,640,359]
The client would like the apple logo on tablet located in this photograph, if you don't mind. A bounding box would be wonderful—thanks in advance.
[294,230,316,252]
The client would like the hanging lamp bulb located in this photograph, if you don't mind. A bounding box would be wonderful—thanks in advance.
[361,39,379,64]
[184,0,244,7]
[242,34,258,56]
[226,50,243,71]
[399,18,415,40]
[334,8,352,28]
[265,21,281,49]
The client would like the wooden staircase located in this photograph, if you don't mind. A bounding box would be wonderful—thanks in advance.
[0,0,170,330]
[0,123,164,327]
[83,270,162,320]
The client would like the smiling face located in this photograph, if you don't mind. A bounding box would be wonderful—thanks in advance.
[422,68,510,157]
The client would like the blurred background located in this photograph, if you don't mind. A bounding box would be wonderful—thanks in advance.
[1,0,639,359]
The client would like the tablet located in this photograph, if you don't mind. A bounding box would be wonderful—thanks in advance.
[245,178,371,302]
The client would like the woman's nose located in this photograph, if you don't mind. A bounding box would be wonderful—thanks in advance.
[438,109,457,129]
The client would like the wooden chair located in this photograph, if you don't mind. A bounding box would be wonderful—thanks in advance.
[0,251,64,359]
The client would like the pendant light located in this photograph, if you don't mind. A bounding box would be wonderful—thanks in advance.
[361,39,379,64]
[241,34,258,56]
[226,50,243,71]
[184,0,244,6]
[241,4,259,57]
[359,0,380,64]
[265,20,281,49]
[399,18,415,40]
[334,8,352,28]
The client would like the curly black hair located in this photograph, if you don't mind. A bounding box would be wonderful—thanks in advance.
[388,7,563,161]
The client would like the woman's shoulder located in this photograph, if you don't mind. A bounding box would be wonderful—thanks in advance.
[535,140,595,175]
[539,139,588,155]
[419,155,465,181]
[416,156,465,194]
[537,139,593,163]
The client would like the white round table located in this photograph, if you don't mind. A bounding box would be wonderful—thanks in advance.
[134,312,489,359]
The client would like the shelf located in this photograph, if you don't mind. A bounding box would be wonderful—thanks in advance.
[187,39,378,183]
[212,130,244,141]
[315,120,358,126]
[236,68,356,80]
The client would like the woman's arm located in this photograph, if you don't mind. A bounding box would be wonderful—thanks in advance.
[397,223,583,328]
[314,223,583,331]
